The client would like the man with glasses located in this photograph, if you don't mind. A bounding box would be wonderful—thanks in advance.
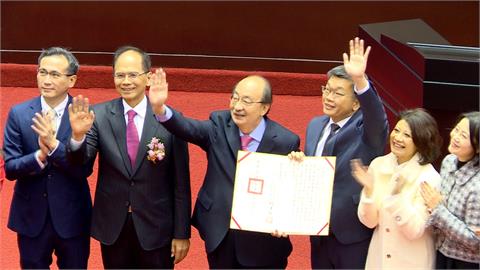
[3,47,92,268]
[292,37,389,269]
[143,73,300,268]
[68,46,191,268]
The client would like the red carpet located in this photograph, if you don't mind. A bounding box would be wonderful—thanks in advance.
[0,84,323,269]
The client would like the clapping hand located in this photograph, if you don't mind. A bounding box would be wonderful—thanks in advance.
[343,37,371,89]
[391,175,408,195]
[420,181,443,211]
[148,68,169,115]
[350,159,374,197]
[31,111,58,152]
[68,95,95,141]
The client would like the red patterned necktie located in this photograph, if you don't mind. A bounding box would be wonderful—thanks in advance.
[126,110,139,167]
[241,135,253,151]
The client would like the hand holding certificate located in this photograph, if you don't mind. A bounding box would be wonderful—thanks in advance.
[230,151,335,235]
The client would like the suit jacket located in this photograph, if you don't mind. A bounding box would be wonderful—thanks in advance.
[358,153,440,269]
[305,86,388,245]
[4,96,92,238]
[68,97,191,250]
[161,109,300,266]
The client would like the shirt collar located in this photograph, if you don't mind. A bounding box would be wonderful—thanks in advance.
[239,117,266,142]
[122,96,147,118]
[40,95,69,118]
[328,115,352,129]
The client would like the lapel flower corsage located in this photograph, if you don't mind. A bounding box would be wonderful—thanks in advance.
[147,137,165,163]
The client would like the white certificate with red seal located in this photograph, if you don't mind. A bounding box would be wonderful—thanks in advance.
[230,151,335,235]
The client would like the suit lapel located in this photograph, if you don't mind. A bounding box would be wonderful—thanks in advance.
[256,117,275,153]
[132,103,160,173]
[309,117,329,156]
[225,116,241,159]
[56,95,72,142]
[107,99,132,175]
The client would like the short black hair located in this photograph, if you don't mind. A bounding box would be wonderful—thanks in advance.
[454,111,480,154]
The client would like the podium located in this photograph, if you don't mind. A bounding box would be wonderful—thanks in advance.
[359,19,479,165]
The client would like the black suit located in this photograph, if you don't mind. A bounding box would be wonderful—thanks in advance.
[69,98,190,267]
[161,109,299,268]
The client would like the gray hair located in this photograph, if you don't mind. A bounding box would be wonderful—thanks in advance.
[113,46,151,72]
[38,47,79,75]
[327,65,369,84]
[232,75,273,104]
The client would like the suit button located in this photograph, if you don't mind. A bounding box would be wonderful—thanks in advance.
[130,181,135,186]
[125,201,130,207]
[385,228,390,232]
[386,254,391,259]
[43,193,48,198]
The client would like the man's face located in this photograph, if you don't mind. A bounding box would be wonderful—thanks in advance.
[322,76,359,123]
[37,55,76,103]
[113,50,150,107]
[230,77,270,134]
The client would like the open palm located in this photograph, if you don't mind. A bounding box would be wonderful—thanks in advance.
[343,37,371,79]
[148,68,168,114]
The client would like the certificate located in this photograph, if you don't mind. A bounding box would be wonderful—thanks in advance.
[230,151,335,235]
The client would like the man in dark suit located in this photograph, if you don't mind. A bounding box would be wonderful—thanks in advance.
[147,72,300,268]
[68,46,191,269]
[3,47,92,268]
[304,37,388,268]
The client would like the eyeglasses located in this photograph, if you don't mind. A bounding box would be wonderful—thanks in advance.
[37,68,74,80]
[113,71,149,81]
[321,86,348,99]
[230,95,264,107]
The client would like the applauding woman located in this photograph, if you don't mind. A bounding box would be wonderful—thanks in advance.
[421,111,480,269]
[351,108,442,269]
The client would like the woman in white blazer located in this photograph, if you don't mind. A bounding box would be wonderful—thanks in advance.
[351,108,442,269]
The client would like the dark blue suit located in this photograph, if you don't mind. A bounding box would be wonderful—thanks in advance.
[305,87,388,269]
[3,96,92,268]
[161,109,299,268]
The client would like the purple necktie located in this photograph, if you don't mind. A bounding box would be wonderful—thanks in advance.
[241,135,253,151]
[126,110,139,168]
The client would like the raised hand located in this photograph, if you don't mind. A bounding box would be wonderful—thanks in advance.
[148,68,169,115]
[31,112,58,151]
[350,159,374,197]
[68,95,95,141]
[343,37,371,89]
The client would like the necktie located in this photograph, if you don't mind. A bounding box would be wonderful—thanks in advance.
[241,135,253,151]
[321,123,340,155]
[126,110,140,167]
[46,109,58,137]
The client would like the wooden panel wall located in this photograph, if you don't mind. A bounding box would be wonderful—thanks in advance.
[1,1,478,73]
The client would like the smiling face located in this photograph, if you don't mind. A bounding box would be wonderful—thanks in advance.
[390,119,417,164]
[37,55,77,106]
[448,118,475,162]
[322,76,359,123]
[113,50,150,107]
[229,76,270,134]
